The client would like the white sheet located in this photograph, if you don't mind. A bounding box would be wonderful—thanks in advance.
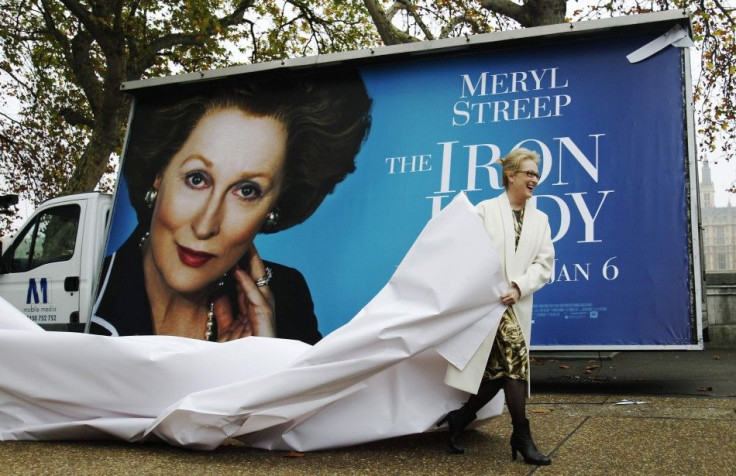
[0,193,507,451]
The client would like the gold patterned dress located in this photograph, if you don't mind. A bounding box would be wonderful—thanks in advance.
[483,208,529,382]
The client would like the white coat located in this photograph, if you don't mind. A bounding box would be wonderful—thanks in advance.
[444,192,554,394]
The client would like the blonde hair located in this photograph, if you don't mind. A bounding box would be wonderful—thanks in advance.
[499,148,540,188]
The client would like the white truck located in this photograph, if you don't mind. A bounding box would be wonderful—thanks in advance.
[0,192,112,332]
[0,11,704,348]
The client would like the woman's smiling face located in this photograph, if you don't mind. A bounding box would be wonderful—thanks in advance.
[146,108,287,296]
[506,158,540,204]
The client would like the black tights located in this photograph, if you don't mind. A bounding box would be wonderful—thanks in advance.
[463,377,528,424]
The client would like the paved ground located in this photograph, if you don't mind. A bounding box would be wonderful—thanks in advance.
[2,345,735,475]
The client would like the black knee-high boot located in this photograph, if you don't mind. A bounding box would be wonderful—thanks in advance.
[505,379,551,465]
[436,378,504,454]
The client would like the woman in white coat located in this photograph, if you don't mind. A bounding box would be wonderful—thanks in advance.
[437,148,554,465]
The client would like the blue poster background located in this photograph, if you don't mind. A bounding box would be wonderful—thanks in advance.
[105,28,695,348]
[255,31,693,347]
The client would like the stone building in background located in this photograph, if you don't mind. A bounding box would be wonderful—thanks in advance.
[700,161,736,273]
[700,160,736,347]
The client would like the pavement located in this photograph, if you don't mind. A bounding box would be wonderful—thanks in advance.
[2,344,735,475]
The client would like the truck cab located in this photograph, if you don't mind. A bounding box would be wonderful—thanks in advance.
[0,193,112,332]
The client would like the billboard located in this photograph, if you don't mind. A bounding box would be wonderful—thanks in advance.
[101,12,701,349]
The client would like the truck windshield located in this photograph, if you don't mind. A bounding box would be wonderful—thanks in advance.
[3,204,80,272]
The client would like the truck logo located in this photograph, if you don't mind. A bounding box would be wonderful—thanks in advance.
[27,278,49,304]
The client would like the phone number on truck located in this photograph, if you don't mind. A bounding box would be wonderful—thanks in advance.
[28,315,58,323]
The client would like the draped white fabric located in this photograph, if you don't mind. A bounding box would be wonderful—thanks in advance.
[0,193,507,451]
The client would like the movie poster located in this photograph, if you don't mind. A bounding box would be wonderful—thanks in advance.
[100,24,697,348]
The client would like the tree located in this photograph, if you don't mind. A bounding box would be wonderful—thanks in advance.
[0,0,378,231]
[364,0,567,43]
[363,0,736,195]
[1,0,734,233]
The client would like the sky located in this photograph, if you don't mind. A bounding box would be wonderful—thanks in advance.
[1,2,735,235]
[700,160,736,207]
[567,0,735,208]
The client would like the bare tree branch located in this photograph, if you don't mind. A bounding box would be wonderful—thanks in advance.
[480,0,565,27]
[362,0,418,45]
[480,0,525,23]
[396,0,434,40]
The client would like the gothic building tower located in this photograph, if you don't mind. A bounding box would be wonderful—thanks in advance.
[700,161,736,272]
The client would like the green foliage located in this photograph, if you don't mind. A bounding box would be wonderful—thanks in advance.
[0,0,380,234]
[690,1,736,162]
[568,0,736,196]
[375,0,736,196]
[0,0,733,235]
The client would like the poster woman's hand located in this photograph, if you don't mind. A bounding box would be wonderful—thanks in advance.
[212,245,276,341]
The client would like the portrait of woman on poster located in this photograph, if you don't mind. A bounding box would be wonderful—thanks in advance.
[437,148,554,465]
[89,71,373,344]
